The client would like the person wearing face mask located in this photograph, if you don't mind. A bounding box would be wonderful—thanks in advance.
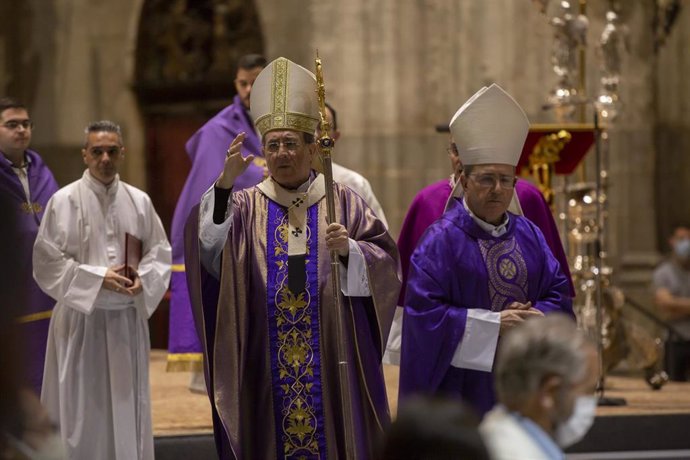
[653,225,690,381]
[480,314,599,459]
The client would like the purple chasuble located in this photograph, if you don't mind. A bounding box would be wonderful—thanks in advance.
[399,203,574,417]
[0,150,58,393]
[396,178,574,306]
[168,95,263,369]
[185,182,400,459]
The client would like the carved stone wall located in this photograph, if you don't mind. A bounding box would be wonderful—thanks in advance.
[1,0,147,188]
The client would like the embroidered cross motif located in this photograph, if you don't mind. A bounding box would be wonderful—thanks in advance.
[291,227,303,237]
[291,197,304,208]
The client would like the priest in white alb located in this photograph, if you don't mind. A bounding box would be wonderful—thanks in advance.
[33,120,171,460]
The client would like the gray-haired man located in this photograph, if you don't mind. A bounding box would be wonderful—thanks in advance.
[480,315,598,459]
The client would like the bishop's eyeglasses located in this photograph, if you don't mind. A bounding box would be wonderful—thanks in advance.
[468,174,517,189]
[265,139,302,153]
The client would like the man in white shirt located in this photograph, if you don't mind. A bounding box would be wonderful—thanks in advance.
[315,102,389,227]
[33,120,171,460]
[480,314,598,459]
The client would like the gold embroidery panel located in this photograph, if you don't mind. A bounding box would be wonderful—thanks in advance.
[478,238,528,311]
[272,212,321,458]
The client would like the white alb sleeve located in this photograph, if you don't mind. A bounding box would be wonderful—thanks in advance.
[450,309,501,372]
[338,238,371,297]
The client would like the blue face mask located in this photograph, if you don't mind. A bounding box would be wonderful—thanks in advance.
[674,238,690,259]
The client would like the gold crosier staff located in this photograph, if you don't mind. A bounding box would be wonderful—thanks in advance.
[315,51,356,459]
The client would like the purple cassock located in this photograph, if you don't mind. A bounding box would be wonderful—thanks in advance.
[0,150,58,393]
[167,95,264,370]
[396,178,574,307]
[185,182,399,460]
[399,199,574,417]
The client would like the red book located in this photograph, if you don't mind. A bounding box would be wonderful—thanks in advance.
[124,233,143,281]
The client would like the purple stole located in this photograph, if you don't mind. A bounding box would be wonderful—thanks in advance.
[266,200,327,459]
[0,150,58,393]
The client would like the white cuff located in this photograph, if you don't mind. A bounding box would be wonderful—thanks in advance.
[63,265,108,315]
[382,306,404,365]
[338,238,370,297]
[450,309,500,372]
[199,186,233,278]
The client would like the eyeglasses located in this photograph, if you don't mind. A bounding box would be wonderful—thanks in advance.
[1,120,33,130]
[265,139,302,153]
[469,174,517,189]
[87,146,122,158]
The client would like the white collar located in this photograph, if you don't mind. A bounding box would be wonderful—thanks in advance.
[257,173,326,256]
[2,152,31,169]
[463,197,509,237]
[83,169,119,197]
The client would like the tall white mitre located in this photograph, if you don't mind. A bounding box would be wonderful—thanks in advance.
[449,83,529,166]
[251,57,320,138]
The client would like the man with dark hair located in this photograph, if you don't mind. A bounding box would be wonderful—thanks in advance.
[0,97,58,395]
[653,224,690,381]
[168,53,267,381]
[380,396,490,460]
[384,133,573,365]
[189,57,399,459]
[33,120,171,459]
[315,102,388,227]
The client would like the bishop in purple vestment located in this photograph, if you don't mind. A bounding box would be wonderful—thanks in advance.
[0,98,58,394]
[399,85,574,417]
[397,177,574,308]
[189,57,399,459]
[167,55,267,371]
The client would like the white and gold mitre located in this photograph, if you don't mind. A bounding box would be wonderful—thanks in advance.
[449,83,529,166]
[250,57,320,138]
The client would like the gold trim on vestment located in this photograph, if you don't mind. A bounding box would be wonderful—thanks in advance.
[166,353,204,372]
[254,57,319,137]
[257,175,325,257]
[16,309,52,324]
[478,238,528,311]
[272,210,321,457]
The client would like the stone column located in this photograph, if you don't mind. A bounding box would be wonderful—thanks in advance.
[25,0,146,189]
[655,5,690,251]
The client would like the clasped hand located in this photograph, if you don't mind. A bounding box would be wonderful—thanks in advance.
[102,264,142,296]
[499,301,543,335]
